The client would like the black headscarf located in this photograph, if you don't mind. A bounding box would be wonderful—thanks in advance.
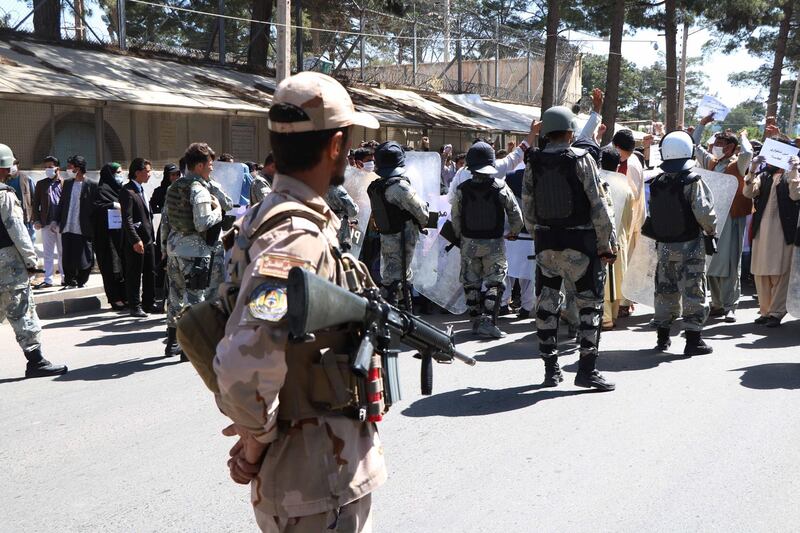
[99,163,122,193]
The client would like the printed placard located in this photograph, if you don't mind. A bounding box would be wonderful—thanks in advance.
[761,138,800,171]
[696,95,731,121]
[107,209,122,229]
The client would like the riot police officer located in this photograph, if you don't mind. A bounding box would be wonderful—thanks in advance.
[644,131,717,354]
[523,106,617,391]
[161,142,224,357]
[451,141,524,338]
[0,143,67,378]
[324,184,359,251]
[367,141,429,309]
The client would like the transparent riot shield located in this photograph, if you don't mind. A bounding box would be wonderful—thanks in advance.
[342,166,377,258]
[404,152,444,290]
[600,169,633,232]
[210,162,246,205]
[787,246,800,319]
[621,168,738,307]
[414,195,467,314]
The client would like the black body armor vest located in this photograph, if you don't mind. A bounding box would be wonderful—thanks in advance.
[645,171,701,243]
[529,148,592,228]
[458,179,505,239]
[367,177,413,234]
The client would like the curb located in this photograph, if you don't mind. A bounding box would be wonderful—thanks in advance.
[33,286,106,319]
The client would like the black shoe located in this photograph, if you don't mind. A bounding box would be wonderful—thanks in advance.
[754,315,769,325]
[708,307,725,318]
[165,327,181,356]
[542,356,563,387]
[518,308,531,319]
[24,350,68,378]
[574,369,616,391]
[498,305,510,316]
[33,281,53,290]
[179,351,189,363]
[144,305,166,314]
[656,327,672,351]
[684,330,713,355]
[130,306,148,318]
[59,285,77,291]
[765,316,783,328]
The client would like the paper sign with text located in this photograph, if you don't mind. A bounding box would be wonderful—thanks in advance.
[107,209,122,230]
[696,95,731,121]
[761,138,800,171]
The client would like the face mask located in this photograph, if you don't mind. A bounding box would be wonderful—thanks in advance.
[45,167,56,178]
[115,174,125,185]
[66,169,77,179]
[10,165,18,176]
[362,161,375,172]
[712,146,726,159]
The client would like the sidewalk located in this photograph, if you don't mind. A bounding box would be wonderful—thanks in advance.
[30,272,107,319]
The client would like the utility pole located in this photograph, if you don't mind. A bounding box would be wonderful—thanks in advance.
[276,0,291,83]
[360,9,365,81]
[117,0,126,50]
[218,0,225,65]
[677,17,689,128]
[494,19,500,97]
[526,49,531,101]
[456,28,462,93]
[73,0,85,40]
[443,0,450,63]
[412,21,418,83]
[295,0,303,72]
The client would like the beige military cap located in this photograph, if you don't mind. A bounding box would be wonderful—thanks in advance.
[268,72,380,133]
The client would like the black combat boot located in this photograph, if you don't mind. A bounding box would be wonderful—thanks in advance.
[574,354,615,391]
[165,327,181,357]
[24,349,68,378]
[656,328,672,351]
[684,330,713,355]
[542,355,564,387]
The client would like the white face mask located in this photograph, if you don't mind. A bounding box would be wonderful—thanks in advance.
[66,169,77,179]
[45,167,57,178]
[115,173,125,185]
[712,146,726,159]
[10,165,18,176]
[362,161,375,172]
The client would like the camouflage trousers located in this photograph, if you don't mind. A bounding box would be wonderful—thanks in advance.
[460,237,507,316]
[379,225,418,284]
[535,244,605,358]
[256,494,372,533]
[165,250,225,328]
[0,285,42,354]
[653,237,708,331]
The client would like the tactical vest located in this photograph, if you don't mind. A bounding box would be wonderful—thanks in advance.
[367,177,413,234]
[458,179,505,239]
[177,198,382,422]
[165,176,204,234]
[529,148,592,228]
[0,185,15,249]
[646,172,701,243]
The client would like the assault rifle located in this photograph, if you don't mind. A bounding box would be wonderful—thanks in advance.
[286,267,476,399]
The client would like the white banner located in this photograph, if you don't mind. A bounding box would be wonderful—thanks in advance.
[761,138,800,171]
[695,95,730,121]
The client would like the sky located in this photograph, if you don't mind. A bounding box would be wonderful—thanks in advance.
[567,25,766,113]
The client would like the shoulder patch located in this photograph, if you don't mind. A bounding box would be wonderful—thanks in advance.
[255,253,314,279]
[247,281,288,322]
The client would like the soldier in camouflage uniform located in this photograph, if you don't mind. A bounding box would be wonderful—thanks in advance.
[250,173,272,205]
[523,107,617,391]
[367,141,429,309]
[0,143,67,378]
[212,72,386,532]
[324,184,359,251]
[161,142,225,357]
[451,141,524,338]
[645,131,717,355]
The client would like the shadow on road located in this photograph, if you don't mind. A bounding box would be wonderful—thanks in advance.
[731,363,800,390]
[401,385,595,417]
[54,356,182,381]
[562,348,691,373]
[76,330,165,347]
[43,312,125,330]
[0,376,28,385]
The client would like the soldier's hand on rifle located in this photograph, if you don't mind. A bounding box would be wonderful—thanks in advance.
[222,423,267,485]
[599,248,617,265]
[210,195,220,211]
[591,88,604,113]
[700,113,715,126]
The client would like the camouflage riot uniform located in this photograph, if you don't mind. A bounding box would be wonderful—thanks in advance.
[161,172,223,354]
[207,179,234,290]
[649,175,717,333]
[250,174,272,205]
[214,174,387,531]
[324,184,359,251]
[451,172,523,337]
[0,181,67,377]
[523,140,616,390]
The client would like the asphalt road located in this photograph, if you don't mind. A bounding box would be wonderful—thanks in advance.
[2,289,799,532]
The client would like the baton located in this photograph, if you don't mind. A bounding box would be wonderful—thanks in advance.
[608,263,616,302]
